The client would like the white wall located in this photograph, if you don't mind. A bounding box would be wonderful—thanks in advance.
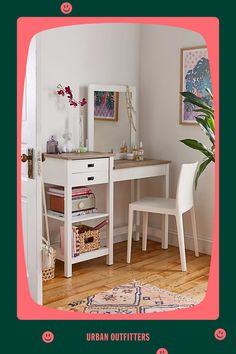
[38,23,140,150]
[39,24,214,253]
[38,23,140,229]
[139,25,214,254]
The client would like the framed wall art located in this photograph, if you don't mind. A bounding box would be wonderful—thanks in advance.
[94,91,119,121]
[179,46,212,125]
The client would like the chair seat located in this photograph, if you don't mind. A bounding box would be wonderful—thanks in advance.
[130,197,177,215]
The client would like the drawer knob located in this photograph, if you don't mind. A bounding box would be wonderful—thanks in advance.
[88,163,94,168]
[87,176,94,181]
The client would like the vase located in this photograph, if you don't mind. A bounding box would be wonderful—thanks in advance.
[79,112,84,147]
[62,131,74,153]
[62,109,74,152]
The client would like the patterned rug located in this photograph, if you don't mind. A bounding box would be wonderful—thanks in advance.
[60,282,198,314]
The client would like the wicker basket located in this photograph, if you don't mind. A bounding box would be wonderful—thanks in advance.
[42,248,56,282]
[73,225,100,255]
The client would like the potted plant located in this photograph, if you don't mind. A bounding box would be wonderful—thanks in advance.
[180,89,215,188]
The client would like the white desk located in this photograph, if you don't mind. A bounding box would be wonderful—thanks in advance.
[43,153,170,277]
[112,158,170,253]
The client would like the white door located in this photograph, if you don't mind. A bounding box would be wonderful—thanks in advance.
[21,36,42,304]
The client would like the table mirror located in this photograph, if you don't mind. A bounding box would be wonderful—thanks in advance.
[87,84,137,155]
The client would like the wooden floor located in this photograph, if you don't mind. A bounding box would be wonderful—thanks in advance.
[43,240,211,308]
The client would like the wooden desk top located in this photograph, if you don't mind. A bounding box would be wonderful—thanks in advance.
[114,158,171,169]
[44,152,114,160]
[44,153,170,169]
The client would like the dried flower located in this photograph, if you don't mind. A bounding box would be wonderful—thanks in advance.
[65,86,73,99]
[56,84,87,108]
[80,98,87,106]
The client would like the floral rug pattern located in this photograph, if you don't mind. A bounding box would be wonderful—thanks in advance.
[60,282,198,314]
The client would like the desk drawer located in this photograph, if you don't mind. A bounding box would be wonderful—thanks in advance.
[71,170,108,186]
[71,158,108,174]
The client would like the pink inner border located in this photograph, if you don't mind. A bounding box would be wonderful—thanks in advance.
[17,17,219,320]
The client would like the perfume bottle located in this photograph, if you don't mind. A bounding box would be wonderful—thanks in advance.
[46,135,58,154]
[120,140,128,153]
[132,145,138,160]
[138,141,144,161]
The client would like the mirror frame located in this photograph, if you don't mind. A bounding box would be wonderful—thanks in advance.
[87,84,137,151]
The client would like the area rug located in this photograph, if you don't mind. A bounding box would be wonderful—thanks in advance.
[60,282,198,314]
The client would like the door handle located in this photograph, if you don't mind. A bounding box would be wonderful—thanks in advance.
[21,148,34,179]
[21,154,30,162]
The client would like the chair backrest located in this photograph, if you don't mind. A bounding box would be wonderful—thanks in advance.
[176,162,198,213]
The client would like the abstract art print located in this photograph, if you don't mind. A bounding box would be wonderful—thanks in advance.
[179,46,212,124]
[94,91,119,121]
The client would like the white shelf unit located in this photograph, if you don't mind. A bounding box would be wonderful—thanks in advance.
[43,155,114,278]
[46,211,109,223]
[54,245,109,264]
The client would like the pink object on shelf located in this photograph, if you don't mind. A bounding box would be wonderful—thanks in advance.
[93,219,109,230]
[60,226,78,257]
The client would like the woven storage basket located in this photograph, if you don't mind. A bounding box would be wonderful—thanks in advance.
[73,225,100,255]
[42,248,56,282]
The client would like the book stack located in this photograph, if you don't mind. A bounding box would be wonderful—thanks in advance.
[48,186,93,198]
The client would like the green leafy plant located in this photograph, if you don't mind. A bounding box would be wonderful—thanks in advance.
[180,89,215,189]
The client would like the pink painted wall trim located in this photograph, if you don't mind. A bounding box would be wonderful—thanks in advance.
[17,17,219,320]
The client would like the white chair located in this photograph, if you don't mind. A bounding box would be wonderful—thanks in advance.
[127,162,199,271]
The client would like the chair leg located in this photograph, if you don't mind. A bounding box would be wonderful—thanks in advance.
[142,212,148,251]
[162,215,169,249]
[190,207,199,257]
[176,214,187,272]
[127,206,134,263]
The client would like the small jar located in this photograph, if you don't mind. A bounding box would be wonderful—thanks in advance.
[46,136,58,154]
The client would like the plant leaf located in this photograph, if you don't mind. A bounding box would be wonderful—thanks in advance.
[180,91,213,111]
[195,117,215,144]
[195,115,215,133]
[205,87,213,99]
[193,108,214,117]
[195,114,215,133]
[180,90,215,187]
[180,139,215,161]
[195,159,212,189]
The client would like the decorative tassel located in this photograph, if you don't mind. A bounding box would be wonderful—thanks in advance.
[125,85,136,132]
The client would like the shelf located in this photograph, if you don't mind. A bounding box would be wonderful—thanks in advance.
[72,247,109,264]
[53,245,109,264]
[45,211,109,223]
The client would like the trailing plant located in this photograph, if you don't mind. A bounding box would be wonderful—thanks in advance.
[180,88,215,189]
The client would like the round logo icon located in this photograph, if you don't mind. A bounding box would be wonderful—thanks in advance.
[42,331,54,343]
[60,2,73,15]
[156,348,168,354]
[214,328,226,341]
